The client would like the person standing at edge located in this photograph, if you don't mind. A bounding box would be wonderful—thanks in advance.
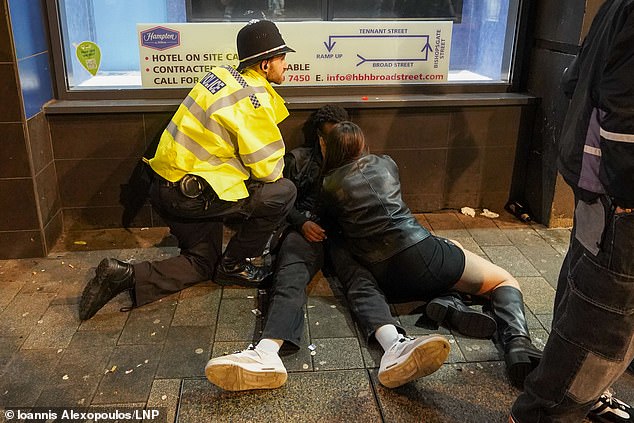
[78,20,297,321]
[511,1,634,422]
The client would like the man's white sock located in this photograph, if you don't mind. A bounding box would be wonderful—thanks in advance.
[375,325,404,351]
[256,338,283,354]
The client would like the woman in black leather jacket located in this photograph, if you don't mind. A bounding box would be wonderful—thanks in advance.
[320,121,543,388]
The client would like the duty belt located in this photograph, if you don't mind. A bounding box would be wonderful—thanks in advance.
[155,175,179,188]
[156,173,214,201]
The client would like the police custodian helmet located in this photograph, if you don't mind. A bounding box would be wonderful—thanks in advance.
[236,20,295,72]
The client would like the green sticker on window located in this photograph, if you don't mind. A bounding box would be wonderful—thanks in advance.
[76,41,101,76]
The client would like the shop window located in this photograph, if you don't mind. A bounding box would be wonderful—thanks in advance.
[47,0,522,97]
[187,0,463,21]
[333,0,463,20]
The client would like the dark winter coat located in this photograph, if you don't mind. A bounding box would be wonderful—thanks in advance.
[558,0,634,208]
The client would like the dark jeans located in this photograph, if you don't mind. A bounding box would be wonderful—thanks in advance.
[261,230,323,348]
[133,177,296,306]
[262,232,403,348]
[327,237,403,341]
[512,196,634,422]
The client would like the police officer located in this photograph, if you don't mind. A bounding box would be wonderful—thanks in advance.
[79,20,297,321]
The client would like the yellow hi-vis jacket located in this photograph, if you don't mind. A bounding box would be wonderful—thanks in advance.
[148,66,289,201]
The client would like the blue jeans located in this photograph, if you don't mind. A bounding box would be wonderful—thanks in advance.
[511,196,634,422]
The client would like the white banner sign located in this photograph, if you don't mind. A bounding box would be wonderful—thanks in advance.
[138,21,452,88]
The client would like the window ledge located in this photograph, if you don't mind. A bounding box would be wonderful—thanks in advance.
[44,93,537,114]
[286,92,537,108]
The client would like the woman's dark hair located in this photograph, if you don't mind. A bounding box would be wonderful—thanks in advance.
[301,105,349,149]
[322,121,368,173]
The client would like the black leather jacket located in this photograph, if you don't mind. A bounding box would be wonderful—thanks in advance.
[321,154,430,263]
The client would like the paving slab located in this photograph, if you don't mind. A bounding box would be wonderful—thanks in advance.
[309,337,364,371]
[146,379,181,423]
[0,292,57,338]
[501,226,552,248]
[0,282,23,313]
[481,245,541,277]
[22,304,79,349]
[535,313,553,332]
[172,285,221,327]
[92,344,162,405]
[306,296,357,339]
[0,348,63,407]
[214,298,260,342]
[465,227,513,247]
[118,299,177,345]
[425,212,466,231]
[518,276,557,315]
[454,336,501,363]
[373,362,519,423]
[35,345,114,407]
[178,370,382,422]
[156,325,214,379]
[516,242,565,287]
[220,286,258,299]
[0,214,632,422]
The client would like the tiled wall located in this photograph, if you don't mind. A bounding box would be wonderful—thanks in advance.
[0,0,58,259]
[47,104,529,231]
[48,113,171,231]
[350,107,524,212]
[9,0,54,118]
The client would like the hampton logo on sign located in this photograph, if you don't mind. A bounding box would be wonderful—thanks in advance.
[140,26,180,51]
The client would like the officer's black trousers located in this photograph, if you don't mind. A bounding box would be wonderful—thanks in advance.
[133,177,296,306]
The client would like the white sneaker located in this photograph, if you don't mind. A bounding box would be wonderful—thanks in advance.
[378,335,450,388]
[205,347,287,391]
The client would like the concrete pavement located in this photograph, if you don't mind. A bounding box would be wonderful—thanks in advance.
[0,211,632,422]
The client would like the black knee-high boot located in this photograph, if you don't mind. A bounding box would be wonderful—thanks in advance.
[490,286,542,388]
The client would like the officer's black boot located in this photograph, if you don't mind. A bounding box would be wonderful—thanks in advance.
[79,258,135,320]
[215,254,272,287]
[490,286,542,388]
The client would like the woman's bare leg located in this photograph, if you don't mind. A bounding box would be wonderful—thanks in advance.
[446,240,541,388]
[450,243,520,297]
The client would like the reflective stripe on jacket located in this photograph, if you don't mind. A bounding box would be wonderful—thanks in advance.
[558,0,634,207]
[149,66,289,201]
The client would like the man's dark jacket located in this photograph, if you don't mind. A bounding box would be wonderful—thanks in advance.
[283,146,322,230]
[558,0,634,208]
